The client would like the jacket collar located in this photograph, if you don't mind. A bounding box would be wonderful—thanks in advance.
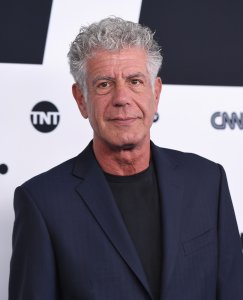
[73,141,184,299]
[152,143,184,297]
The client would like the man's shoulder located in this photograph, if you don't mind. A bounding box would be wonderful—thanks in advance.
[14,143,96,210]
[21,155,78,192]
[153,145,224,194]
[153,144,220,175]
[165,147,217,165]
[21,143,94,191]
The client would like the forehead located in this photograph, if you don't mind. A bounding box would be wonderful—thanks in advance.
[85,47,149,77]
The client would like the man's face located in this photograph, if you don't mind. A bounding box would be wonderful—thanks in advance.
[73,47,162,150]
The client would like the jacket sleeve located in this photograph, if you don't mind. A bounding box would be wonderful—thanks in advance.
[217,164,243,299]
[9,186,59,300]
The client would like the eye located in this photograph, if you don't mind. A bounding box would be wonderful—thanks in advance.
[130,78,143,86]
[95,80,113,95]
[97,81,111,89]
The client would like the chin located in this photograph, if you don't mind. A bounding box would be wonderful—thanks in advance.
[108,135,146,151]
[117,143,136,151]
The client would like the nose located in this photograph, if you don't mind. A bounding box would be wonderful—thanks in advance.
[112,83,130,107]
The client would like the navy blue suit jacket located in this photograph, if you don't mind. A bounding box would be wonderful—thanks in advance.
[9,142,243,299]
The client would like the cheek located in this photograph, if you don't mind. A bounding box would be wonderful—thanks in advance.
[87,102,106,127]
[145,96,158,115]
[85,101,97,126]
[151,94,159,111]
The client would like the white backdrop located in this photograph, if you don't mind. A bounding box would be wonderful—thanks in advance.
[1,1,242,299]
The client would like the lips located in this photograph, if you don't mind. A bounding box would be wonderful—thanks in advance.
[109,117,138,125]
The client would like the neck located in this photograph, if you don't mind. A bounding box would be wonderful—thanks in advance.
[93,139,151,176]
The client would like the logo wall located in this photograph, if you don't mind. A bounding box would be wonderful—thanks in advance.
[139,0,243,86]
[0,0,52,64]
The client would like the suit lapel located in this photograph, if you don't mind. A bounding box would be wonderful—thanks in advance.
[152,144,184,297]
[73,143,153,299]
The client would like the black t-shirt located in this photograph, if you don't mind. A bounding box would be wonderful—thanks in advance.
[104,162,161,300]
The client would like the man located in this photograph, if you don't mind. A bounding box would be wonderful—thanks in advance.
[9,17,243,300]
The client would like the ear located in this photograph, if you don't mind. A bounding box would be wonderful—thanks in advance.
[72,83,88,119]
[154,77,162,110]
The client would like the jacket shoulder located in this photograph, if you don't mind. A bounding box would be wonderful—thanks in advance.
[21,155,78,193]
[154,145,221,176]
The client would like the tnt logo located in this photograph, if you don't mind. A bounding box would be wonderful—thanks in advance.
[31,101,60,133]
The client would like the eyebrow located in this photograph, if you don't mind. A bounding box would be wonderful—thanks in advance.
[92,76,114,86]
[126,72,146,80]
[92,72,147,85]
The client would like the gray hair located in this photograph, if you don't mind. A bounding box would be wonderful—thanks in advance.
[67,17,163,95]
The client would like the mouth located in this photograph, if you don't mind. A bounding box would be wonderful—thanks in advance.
[109,117,138,126]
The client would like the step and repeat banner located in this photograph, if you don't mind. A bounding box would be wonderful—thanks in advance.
[1,0,243,298]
